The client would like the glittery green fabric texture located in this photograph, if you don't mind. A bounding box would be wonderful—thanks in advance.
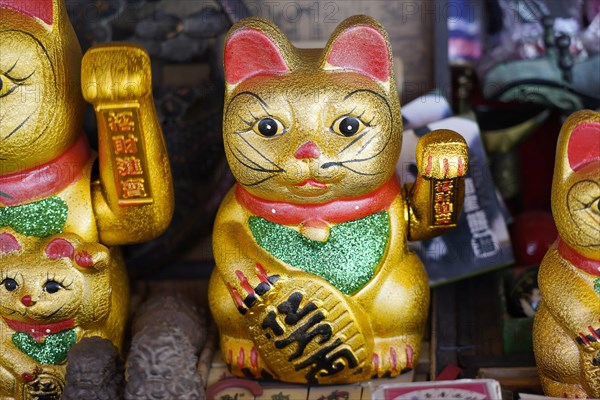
[13,329,76,365]
[595,278,600,296]
[0,196,68,237]
[249,211,390,295]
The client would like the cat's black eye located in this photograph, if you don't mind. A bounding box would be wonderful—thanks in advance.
[331,116,365,137]
[0,75,18,98]
[253,117,284,137]
[2,278,18,292]
[44,280,62,294]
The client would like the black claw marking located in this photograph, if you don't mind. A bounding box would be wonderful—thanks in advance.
[593,352,600,367]
[243,294,257,308]
[237,306,247,315]
[241,368,256,379]
[255,282,271,296]
[260,370,274,381]
[268,275,280,285]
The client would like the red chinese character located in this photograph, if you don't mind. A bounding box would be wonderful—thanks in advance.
[107,111,135,133]
[435,213,453,225]
[120,178,147,199]
[435,202,453,215]
[112,134,139,155]
[116,157,144,177]
[435,192,452,203]
[434,180,454,193]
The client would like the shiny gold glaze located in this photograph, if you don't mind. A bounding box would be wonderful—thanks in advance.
[0,229,128,399]
[533,110,600,398]
[210,16,467,384]
[0,1,173,397]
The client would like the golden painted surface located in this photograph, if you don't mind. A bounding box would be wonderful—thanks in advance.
[0,1,173,397]
[0,229,128,399]
[210,16,468,384]
[533,110,600,398]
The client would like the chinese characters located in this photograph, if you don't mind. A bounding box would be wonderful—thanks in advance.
[103,109,153,206]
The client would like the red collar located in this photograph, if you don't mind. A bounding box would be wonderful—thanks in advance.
[0,134,91,206]
[235,176,401,225]
[557,239,600,277]
[2,317,75,341]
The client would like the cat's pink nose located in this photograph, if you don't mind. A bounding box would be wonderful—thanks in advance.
[21,295,33,307]
[294,141,321,159]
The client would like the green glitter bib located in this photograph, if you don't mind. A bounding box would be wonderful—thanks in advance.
[12,329,77,365]
[595,278,600,296]
[249,211,390,295]
[0,196,68,237]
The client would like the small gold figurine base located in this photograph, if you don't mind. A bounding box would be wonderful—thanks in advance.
[209,16,468,384]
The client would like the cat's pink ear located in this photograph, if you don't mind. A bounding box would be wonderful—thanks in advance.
[0,0,53,25]
[323,21,391,83]
[224,28,289,85]
[567,121,600,171]
[0,232,21,254]
[45,238,74,260]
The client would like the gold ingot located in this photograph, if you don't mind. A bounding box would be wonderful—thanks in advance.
[533,109,600,398]
[209,16,468,384]
[0,0,173,397]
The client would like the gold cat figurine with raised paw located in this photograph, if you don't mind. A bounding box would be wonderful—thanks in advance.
[209,16,468,384]
[533,109,600,399]
[0,0,173,397]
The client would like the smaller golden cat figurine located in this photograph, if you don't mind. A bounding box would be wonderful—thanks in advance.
[0,228,126,399]
[533,109,600,398]
[209,16,468,384]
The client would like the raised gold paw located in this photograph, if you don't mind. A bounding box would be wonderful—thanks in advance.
[81,44,152,104]
[416,129,468,180]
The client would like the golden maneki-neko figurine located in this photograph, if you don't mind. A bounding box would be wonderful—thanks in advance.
[533,109,600,399]
[0,0,173,398]
[209,16,469,384]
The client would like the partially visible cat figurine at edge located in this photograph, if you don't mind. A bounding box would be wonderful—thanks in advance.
[0,0,173,398]
[209,16,468,384]
[533,110,600,399]
[0,229,123,400]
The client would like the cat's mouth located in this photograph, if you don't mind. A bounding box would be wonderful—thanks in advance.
[294,179,328,189]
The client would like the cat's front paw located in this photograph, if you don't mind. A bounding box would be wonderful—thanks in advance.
[20,366,42,384]
[22,366,65,399]
[580,349,600,398]
[371,343,414,379]
[81,44,152,103]
[223,264,373,384]
[576,326,600,352]
[416,129,468,180]
[225,263,281,316]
